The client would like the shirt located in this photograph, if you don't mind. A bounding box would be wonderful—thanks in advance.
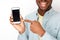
[38,13,44,40]
[18,8,60,40]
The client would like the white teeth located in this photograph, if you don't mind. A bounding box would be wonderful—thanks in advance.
[41,2,46,5]
[41,4,46,7]
[40,2,47,7]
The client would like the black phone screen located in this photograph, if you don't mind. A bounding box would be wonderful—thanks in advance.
[12,9,20,22]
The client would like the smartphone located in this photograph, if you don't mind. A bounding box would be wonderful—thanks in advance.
[11,7,20,24]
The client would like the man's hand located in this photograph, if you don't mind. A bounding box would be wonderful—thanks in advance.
[25,20,45,37]
[9,16,25,34]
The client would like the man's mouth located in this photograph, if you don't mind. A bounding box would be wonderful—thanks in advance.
[40,2,47,7]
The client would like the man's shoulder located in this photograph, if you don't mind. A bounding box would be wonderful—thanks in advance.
[51,13,60,20]
[48,12,60,26]
[26,10,37,17]
[25,10,38,20]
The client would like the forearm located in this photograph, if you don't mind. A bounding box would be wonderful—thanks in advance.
[18,31,27,40]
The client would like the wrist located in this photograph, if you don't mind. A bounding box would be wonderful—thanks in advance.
[19,31,25,34]
[38,29,45,37]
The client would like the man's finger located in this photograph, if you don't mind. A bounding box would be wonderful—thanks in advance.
[10,17,13,22]
[20,16,23,20]
[10,16,13,19]
[24,19,32,23]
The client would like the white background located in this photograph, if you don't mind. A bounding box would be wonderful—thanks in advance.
[0,0,60,40]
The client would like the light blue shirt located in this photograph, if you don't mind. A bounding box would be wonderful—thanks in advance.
[18,8,60,40]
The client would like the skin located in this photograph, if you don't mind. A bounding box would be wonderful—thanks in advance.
[36,0,52,16]
[10,0,52,37]
[10,16,25,34]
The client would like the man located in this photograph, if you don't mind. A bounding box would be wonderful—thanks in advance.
[10,0,60,40]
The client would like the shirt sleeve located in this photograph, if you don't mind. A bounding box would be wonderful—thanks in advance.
[17,31,27,40]
[41,32,57,40]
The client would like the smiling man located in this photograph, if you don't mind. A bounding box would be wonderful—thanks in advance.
[10,0,60,40]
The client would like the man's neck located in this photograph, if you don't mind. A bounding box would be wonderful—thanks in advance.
[38,9,46,16]
[38,6,52,16]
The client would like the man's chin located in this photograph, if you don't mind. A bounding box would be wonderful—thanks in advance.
[40,8,47,11]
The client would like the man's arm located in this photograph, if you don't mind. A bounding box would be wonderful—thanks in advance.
[17,22,29,40]
[24,19,59,40]
[10,16,27,40]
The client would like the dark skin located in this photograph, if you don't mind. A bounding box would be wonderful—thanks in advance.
[10,0,52,37]
[36,0,52,16]
[38,6,52,16]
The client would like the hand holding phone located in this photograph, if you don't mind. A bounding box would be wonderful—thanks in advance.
[10,7,25,34]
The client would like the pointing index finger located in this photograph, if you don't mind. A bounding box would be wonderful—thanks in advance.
[24,19,32,23]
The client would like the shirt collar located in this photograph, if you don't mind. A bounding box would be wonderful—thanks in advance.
[36,8,54,16]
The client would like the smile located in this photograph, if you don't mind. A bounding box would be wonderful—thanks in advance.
[40,2,47,7]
